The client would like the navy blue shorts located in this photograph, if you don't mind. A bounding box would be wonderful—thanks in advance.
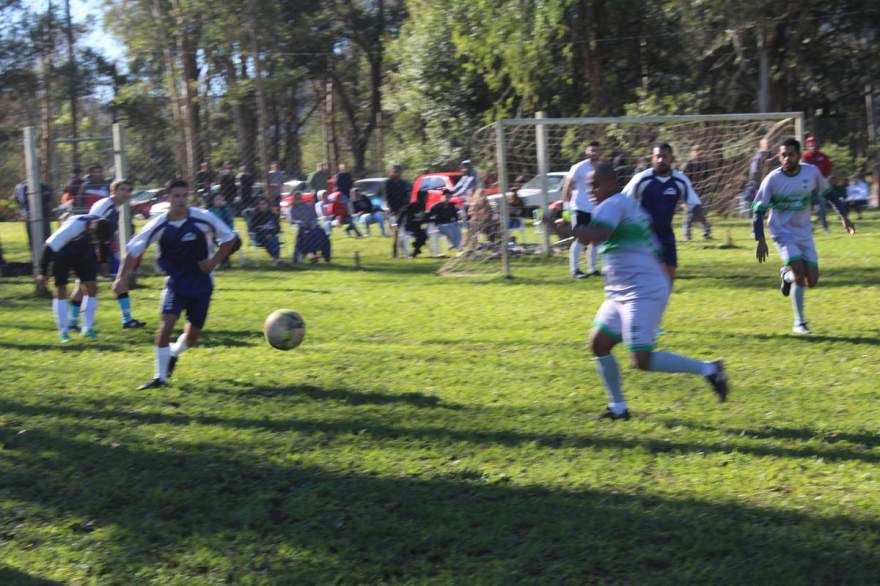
[656,231,677,267]
[160,287,211,328]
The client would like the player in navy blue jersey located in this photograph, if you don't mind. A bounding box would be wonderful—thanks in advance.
[68,179,146,331]
[621,143,702,282]
[36,215,115,342]
[113,179,240,390]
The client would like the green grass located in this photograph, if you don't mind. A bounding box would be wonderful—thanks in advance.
[1,215,879,584]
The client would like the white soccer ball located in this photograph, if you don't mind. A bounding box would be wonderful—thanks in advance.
[264,309,306,351]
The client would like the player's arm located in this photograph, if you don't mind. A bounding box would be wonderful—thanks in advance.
[751,176,772,262]
[561,172,574,204]
[113,215,164,294]
[195,209,240,273]
[35,244,55,287]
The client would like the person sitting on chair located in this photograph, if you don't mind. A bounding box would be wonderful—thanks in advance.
[289,191,331,264]
[397,190,429,258]
[352,188,386,236]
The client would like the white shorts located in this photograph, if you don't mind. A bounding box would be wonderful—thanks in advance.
[592,295,668,352]
[774,237,818,267]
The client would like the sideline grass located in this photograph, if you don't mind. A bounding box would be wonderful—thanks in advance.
[1,216,879,584]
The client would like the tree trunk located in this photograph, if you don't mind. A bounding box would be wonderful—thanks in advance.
[172,0,201,184]
[40,4,53,185]
[248,5,271,190]
[152,0,187,177]
[64,0,79,168]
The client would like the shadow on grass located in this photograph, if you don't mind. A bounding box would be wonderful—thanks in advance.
[0,340,126,352]
[0,566,64,585]
[0,422,877,583]
[224,383,460,409]
[659,418,880,449]
[674,328,880,346]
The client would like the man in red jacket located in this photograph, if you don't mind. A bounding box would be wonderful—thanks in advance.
[801,135,832,232]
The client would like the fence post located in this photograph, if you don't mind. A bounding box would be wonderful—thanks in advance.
[494,120,511,279]
[24,127,48,292]
[112,123,131,267]
[535,111,551,256]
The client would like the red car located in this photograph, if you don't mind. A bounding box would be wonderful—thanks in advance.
[410,172,499,209]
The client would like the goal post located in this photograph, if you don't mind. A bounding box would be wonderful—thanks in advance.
[439,111,804,278]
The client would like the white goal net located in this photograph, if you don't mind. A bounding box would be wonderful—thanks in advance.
[438,113,802,278]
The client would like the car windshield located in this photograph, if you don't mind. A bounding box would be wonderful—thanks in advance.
[356,180,384,196]
[521,175,565,190]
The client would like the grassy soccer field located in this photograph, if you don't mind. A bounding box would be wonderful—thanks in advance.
[1,215,879,584]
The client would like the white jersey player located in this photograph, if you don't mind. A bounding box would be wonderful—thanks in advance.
[753,138,855,334]
[555,163,728,420]
[562,142,601,278]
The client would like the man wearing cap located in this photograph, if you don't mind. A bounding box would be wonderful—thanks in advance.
[801,135,832,232]
[450,160,478,202]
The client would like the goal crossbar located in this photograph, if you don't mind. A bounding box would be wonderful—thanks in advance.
[495,112,804,127]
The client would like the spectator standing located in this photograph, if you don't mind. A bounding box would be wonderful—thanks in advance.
[397,190,429,257]
[846,174,870,219]
[63,166,84,205]
[744,138,776,212]
[680,144,713,241]
[267,161,286,205]
[237,164,256,210]
[207,193,234,230]
[385,165,410,257]
[14,179,53,253]
[506,184,526,232]
[247,197,282,265]
[352,188,386,236]
[195,162,213,202]
[450,160,478,204]
[307,162,330,194]
[218,162,238,210]
[801,134,832,232]
[289,191,331,263]
[466,189,500,246]
[335,163,354,202]
[427,191,462,249]
[77,165,109,210]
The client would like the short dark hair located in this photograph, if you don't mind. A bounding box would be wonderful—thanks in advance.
[781,138,801,152]
[592,162,617,182]
[93,218,115,242]
[166,178,189,191]
[588,141,600,148]
[653,143,674,153]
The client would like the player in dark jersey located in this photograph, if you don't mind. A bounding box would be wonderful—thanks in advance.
[113,179,240,390]
[36,215,115,342]
[621,143,702,282]
[68,179,146,330]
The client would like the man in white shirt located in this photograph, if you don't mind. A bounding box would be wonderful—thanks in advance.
[561,141,601,278]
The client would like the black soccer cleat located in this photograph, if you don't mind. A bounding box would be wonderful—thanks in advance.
[167,356,178,378]
[572,270,588,279]
[705,360,729,402]
[779,267,792,297]
[137,378,167,391]
[123,318,146,329]
[595,407,631,421]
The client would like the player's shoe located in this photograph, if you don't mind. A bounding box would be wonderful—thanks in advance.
[68,324,80,333]
[587,270,601,277]
[167,356,178,378]
[792,322,811,335]
[123,318,146,329]
[59,332,71,344]
[779,267,792,297]
[572,270,588,279]
[595,407,630,421]
[137,378,167,390]
[81,329,97,340]
[705,360,729,402]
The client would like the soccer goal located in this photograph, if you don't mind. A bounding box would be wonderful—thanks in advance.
[438,112,803,278]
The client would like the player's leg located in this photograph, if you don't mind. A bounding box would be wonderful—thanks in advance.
[167,293,211,378]
[659,233,677,283]
[80,280,99,338]
[139,288,182,389]
[68,279,83,331]
[51,268,70,342]
[785,258,809,333]
[590,300,628,420]
[625,295,729,402]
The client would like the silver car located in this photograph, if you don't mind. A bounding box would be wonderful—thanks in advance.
[516,172,568,210]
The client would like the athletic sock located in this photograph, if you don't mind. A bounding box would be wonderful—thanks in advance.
[595,354,626,413]
[69,300,81,326]
[170,333,189,357]
[588,244,598,272]
[569,240,583,274]
[82,296,98,332]
[155,346,170,381]
[117,292,133,323]
[52,299,69,335]
[792,284,806,325]
[649,351,715,376]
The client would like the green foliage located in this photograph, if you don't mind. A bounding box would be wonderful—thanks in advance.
[1,217,880,582]
[821,142,867,179]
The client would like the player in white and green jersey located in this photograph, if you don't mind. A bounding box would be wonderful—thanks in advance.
[555,163,728,420]
[752,138,855,335]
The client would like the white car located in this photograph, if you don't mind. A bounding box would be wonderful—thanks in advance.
[516,172,568,210]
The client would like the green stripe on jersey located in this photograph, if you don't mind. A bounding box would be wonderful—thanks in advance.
[599,221,655,253]
[769,192,812,211]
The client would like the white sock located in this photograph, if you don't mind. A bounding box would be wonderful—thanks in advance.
[170,333,189,357]
[588,244,598,272]
[82,295,98,332]
[155,346,170,381]
[52,299,68,335]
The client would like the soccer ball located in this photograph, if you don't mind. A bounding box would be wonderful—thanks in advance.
[264,309,306,350]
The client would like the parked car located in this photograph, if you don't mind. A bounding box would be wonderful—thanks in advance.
[130,188,165,219]
[410,173,465,210]
[354,177,388,209]
[516,172,568,211]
